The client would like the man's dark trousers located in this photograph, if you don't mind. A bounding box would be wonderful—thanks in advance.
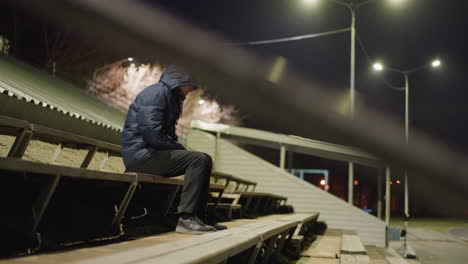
[127,150,213,216]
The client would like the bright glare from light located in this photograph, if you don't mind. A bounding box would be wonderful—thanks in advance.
[389,0,405,4]
[127,57,134,62]
[198,99,206,105]
[303,0,319,5]
[396,180,401,184]
[373,62,384,71]
[320,179,326,186]
[354,180,359,186]
[432,59,441,68]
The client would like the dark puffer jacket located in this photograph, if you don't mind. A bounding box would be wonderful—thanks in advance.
[121,65,197,169]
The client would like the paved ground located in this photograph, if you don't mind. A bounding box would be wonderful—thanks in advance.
[450,228,468,241]
[390,227,468,264]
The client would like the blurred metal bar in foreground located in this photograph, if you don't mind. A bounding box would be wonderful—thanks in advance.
[11,1,467,202]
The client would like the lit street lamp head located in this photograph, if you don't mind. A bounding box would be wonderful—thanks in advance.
[373,62,384,71]
[303,0,319,6]
[431,59,441,68]
[389,0,405,4]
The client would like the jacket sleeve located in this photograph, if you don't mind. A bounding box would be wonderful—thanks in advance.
[136,89,185,150]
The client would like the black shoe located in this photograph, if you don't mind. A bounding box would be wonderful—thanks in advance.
[197,214,227,231]
[213,223,228,230]
[176,216,216,234]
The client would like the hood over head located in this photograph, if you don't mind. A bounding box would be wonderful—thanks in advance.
[160,64,198,90]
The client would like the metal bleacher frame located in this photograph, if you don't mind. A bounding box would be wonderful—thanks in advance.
[211,171,290,219]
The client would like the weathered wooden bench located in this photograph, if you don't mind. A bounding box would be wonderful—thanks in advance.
[212,171,257,191]
[0,115,121,169]
[69,219,301,264]
[0,115,228,220]
[275,213,320,254]
[0,157,224,255]
[210,171,257,220]
[210,171,290,218]
[236,191,288,218]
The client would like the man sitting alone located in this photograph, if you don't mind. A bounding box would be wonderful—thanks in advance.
[121,64,223,234]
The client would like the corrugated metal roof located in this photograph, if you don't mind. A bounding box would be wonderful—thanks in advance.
[0,55,125,131]
[191,120,383,167]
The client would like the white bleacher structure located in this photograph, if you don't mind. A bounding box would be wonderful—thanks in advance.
[187,121,387,247]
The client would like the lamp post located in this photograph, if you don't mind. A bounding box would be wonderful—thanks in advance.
[302,0,409,205]
[373,59,441,256]
[318,0,376,205]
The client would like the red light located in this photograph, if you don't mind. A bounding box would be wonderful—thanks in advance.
[325,185,330,190]
[354,180,359,185]
[396,180,401,184]
[320,179,326,186]
[390,181,393,185]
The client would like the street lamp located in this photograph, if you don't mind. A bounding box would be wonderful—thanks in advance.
[373,58,441,147]
[432,59,441,68]
[373,62,384,71]
[389,0,406,4]
[372,58,441,258]
[303,0,320,5]
[301,0,409,206]
[303,0,377,206]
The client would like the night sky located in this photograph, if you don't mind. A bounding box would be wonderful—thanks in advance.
[151,0,468,155]
[149,0,468,214]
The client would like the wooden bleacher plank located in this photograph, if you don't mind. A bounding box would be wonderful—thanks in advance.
[341,230,367,255]
[306,257,339,264]
[302,229,342,259]
[0,157,135,182]
[0,115,121,157]
[0,158,226,190]
[32,124,121,156]
[140,220,297,264]
[212,203,241,210]
[211,171,257,190]
[136,173,184,185]
[276,212,319,237]
[0,115,29,129]
[276,213,319,224]
[1,233,197,264]
[67,219,298,264]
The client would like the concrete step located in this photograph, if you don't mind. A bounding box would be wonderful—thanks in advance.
[340,230,369,264]
[302,229,342,259]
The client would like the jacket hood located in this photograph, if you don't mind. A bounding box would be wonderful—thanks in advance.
[160,64,198,90]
